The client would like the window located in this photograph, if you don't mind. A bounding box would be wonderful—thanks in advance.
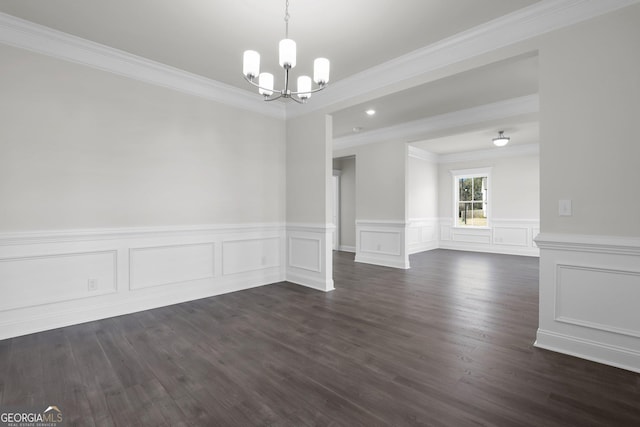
[451,168,491,227]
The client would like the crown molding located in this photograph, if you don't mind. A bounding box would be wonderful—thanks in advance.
[0,12,285,120]
[408,146,439,163]
[287,0,640,118]
[438,143,539,164]
[333,95,538,151]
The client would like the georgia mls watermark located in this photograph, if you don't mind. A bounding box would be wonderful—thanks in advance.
[0,406,63,427]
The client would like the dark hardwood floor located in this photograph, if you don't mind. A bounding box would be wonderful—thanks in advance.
[1,249,639,426]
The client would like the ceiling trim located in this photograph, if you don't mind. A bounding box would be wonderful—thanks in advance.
[0,12,285,120]
[287,0,640,118]
[408,146,439,163]
[437,143,539,164]
[333,95,538,151]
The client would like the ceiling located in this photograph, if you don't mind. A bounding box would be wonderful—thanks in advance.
[332,53,539,138]
[411,120,539,155]
[0,0,542,153]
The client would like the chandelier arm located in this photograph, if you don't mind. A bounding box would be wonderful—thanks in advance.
[264,94,285,102]
[242,74,283,94]
[290,83,328,96]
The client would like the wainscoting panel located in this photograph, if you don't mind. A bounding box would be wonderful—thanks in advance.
[286,224,334,292]
[0,250,116,311]
[0,223,286,340]
[556,264,640,338]
[223,237,280,275]
[130,243,215,290]
[289,236,322,272]
[536,233,640,373]
[493,226,528,247]
[355,221,409,269]
[360,231,402,256]
[439,218,539,256]
[407,218,439,254]
[452,229,491,244]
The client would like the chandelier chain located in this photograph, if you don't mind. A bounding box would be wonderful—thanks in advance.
[284,0,290,38]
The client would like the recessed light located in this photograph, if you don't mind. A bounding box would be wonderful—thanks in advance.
[366,109,376,116]
[352,127,363,132]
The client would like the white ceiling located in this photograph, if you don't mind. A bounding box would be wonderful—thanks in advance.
[411,120,539,155]
[0,0,543,153]
[332,52,539,138]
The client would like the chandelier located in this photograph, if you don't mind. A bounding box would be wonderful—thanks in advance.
[242,0,330,104]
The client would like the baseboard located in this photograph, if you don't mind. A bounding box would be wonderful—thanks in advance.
[439,241,539,257]
[0,270,283,340]
[338,245,356,253]
[408,241,439,255]
[286,270,334,292]
[355,254,410,269]
[535,329,640,374]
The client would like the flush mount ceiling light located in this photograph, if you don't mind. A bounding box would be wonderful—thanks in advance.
[493,130,510,147]
[242,0,330,104]
[366,109,376,116]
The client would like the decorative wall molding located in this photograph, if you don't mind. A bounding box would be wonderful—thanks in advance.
[0,223,286,340]
[286,223,334,292]
[535,233,640,256]
[290,0,639,118]
[0,223,285,246]
[555,264,640,339]
[129,243,215,290]
[439,217,540,256]
[407,218,439,255]
[288,236,322,272]
[333,96,539,151]
[0,250,117,311]
[536,233,640,373]
[0,12,285,120]
[355,220,410,269]
[338,245,356,253]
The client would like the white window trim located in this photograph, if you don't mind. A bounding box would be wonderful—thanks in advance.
[450,167,493,229]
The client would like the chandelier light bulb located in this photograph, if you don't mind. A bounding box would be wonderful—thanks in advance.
[297,76,312,99]
[242,50,260,79]
[313,58,330,85]
[279,39,297,68]
[259,73,274,96]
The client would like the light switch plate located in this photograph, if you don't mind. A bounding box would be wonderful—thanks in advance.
[559,199,572,216]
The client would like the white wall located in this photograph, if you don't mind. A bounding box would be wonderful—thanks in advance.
[286,112,334,291]
[0,43,288,339]
[408,155,438,219]
[539,6,640,238]
[335,141,409,268]
[407,151,439,254]
[0,44,285,231]
[535,4,640,373]
[438,153,539,220]
[435,151,540,256]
